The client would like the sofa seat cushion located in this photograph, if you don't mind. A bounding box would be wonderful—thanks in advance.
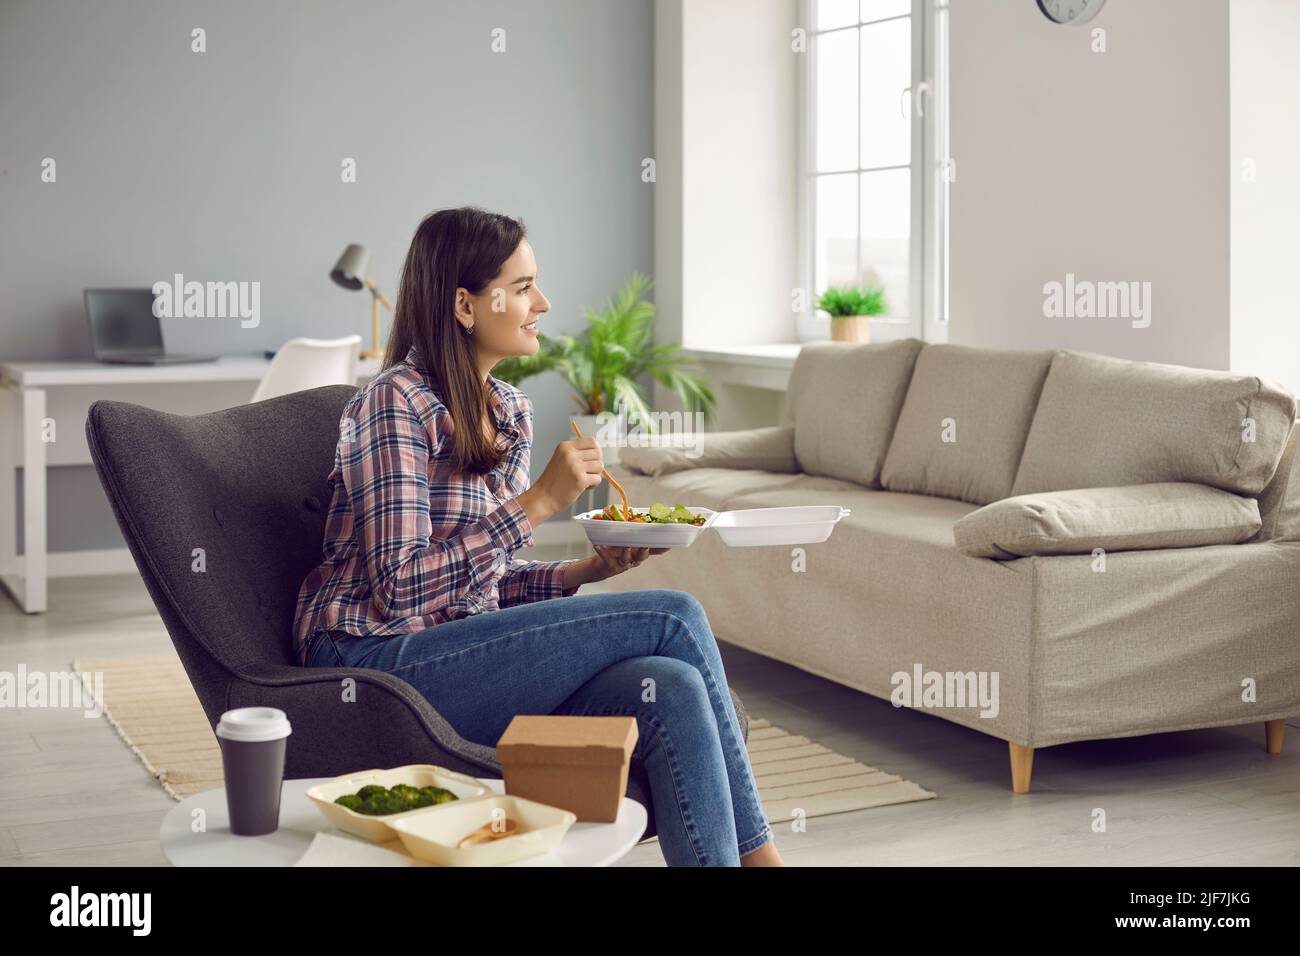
[1012,349,1299,497]
[953,483,1263,559]
[784,339,925,487]
[880,344,1052,505]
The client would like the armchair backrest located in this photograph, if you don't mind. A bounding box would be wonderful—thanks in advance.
[86,385,356,716]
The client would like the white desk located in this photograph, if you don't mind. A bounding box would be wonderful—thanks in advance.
[0,356,379,613]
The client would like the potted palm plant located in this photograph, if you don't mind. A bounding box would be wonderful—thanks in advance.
[818,282,887,343]
[492,273,716,464]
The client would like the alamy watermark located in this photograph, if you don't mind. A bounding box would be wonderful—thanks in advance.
[152,273,260,328]
[0,665,104,718]
[1042,272,1151,329]
[49,885,150,935]
[586,403,707,459]
[890,663,1000,718]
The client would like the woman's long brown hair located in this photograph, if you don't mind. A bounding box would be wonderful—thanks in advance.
[382,206,526,475]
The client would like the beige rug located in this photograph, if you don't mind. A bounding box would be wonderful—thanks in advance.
[744,716,935,822]
[73,655,225,798]
[72,655,938,817]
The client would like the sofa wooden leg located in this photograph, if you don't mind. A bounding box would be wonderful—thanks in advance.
[1009,742,1034,793]
[1265,719,1286,755]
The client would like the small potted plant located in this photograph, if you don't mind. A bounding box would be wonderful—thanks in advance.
[818,282,887,343]
[492,272,716,464]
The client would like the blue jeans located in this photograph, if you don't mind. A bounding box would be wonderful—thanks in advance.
[302,587,772,866]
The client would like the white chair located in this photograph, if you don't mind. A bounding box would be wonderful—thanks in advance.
[250,335,362,403]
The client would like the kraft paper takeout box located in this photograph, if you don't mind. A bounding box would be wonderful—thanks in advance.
[495,715,638,823]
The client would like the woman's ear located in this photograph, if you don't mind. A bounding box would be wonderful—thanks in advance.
[452,289,475,331]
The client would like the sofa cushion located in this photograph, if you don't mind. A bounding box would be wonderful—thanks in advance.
[953,483,1262,559]
[1012,350,1299,497]
[612,467,819,513]
[880,344,1052,505]
[784,339,924,487]
[617,425,797,477]
[621,463,900,512]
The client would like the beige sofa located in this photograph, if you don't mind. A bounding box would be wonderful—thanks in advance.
[606,340,1300,792]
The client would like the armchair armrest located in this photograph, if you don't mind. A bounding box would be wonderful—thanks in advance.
[229,661,501,776]
[954,482,1262,559]
[618,425,798,477]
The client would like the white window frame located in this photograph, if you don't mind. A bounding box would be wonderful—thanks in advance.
[797,0,949,343]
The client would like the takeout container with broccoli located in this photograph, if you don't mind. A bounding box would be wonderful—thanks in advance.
[305,764,492,842]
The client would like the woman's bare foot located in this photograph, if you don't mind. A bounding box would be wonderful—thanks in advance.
[740,838,785,866]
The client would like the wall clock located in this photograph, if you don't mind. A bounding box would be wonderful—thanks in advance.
[1036,0,1106,24]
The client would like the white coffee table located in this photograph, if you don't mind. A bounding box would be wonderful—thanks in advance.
[159,776,649,867]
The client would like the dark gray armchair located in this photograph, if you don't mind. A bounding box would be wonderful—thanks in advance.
[85,384,748,845]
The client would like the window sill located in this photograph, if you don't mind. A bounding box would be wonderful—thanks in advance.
[679,343,803,370]
[676,344,802,392]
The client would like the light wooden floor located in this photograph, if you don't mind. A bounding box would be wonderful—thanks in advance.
[2,568,1298,866]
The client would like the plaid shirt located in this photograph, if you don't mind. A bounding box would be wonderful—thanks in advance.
[291,345,578,666]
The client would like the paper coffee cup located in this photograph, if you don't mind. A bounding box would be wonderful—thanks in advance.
[215,707,292,836]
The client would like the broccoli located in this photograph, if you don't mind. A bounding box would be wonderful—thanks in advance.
[389,784,422,807]
[358,793,404,815]
[336,782,461,815]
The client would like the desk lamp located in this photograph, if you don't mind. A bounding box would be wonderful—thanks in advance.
[330,243,393,360]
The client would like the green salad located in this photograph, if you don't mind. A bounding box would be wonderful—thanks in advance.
[593,502,705,525]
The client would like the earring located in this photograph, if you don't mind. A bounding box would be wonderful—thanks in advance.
[464,324,474,335]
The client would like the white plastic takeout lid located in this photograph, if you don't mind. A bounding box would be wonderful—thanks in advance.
[216,706,293,743]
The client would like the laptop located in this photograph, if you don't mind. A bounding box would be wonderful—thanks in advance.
[85,288,218,365]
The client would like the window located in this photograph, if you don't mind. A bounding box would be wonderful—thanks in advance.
[799,0,949,342]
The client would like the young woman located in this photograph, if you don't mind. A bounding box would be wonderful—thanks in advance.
[293,206,782,867]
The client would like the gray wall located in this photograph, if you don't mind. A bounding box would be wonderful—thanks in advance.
[0,0,653,553]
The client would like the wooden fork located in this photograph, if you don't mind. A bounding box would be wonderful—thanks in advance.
[571,419,630,518]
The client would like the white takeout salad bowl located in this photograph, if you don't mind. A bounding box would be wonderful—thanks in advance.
[574,503,853,549]
[573,505,718,548]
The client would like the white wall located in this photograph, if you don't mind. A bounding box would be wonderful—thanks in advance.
[947,0,1230,369]
[1229,0,1300,395]
[652,0,800,431]
[654,0,686,350]
[676,0,799,349]
[656,0,1300,423]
